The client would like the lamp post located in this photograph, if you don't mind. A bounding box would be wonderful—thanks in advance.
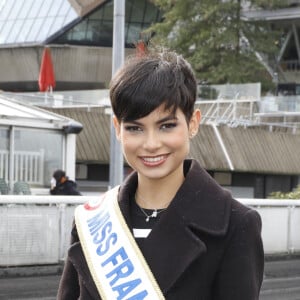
[109,0,125,188]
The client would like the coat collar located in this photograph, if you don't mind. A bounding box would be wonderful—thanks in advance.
[118,159,233,293]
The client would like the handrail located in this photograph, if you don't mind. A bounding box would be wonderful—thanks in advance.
[237,199,300,206]
[0,195,86,204]
[0,195,299,262]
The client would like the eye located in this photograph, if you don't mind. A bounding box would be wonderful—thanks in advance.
[160,122,177,131]
[124,125,143,133]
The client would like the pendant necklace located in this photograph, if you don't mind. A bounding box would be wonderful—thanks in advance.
[135,193,171,222]
[138,206,167,222]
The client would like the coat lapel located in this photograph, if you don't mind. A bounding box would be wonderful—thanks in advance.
[140,206,207,293]
[118,160,232,294]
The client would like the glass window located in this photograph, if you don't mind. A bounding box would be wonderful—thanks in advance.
[0,1,14,21]
[98,21,113,46]
[89,7,104,20]
[127,0,146,23]
[36,17,55,41]
[0,21,4,41]
[144,2,160,23]
[27,1,44,18]
[69,20,88,41]
[17,19,34,43]
[49,0,65,17]
[38,0,53,18]
[50,16,65,34]
[26,18,43,41]
[125,0,133,22]
[14,128,64,187]
[60,0,74,16]
[7,1,23,20]
[102,2,113,21]
[0,0,77,44]
[126,23,142,45]
[51,0,161,47]
[6,19,23,44]
[0,20,14,43]
[18,1,35,19]
[87,20,101,41]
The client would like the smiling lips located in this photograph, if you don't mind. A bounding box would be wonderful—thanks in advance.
[140,155,168,166]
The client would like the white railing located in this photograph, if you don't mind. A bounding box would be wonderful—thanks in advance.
[0,149,44,185]
[0,151,8,181]
[0,196,299,266]
[197,97,300,129]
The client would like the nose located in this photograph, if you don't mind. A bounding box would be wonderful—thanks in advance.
[143,130,161,152]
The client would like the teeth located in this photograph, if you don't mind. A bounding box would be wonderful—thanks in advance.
[143,156,164,163]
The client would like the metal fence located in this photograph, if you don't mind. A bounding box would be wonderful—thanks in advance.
[0,196,299,267]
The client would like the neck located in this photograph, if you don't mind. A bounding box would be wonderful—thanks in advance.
[135,191,173,210]
[136,168,184,209]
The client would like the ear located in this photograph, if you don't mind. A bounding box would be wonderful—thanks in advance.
[113,116,121,140]
[189,109,201,138]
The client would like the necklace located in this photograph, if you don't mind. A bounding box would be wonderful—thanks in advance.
[135,193,171,222]
[138,206,167,222]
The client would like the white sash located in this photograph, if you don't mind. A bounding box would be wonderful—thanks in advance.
[75,186,165,300]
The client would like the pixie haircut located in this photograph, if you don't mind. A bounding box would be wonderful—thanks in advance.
[109,49,197,123]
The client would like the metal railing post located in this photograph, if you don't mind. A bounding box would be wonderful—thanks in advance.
[58,203,67,261]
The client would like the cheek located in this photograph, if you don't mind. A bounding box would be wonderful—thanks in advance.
[166,131,189,148]
[120,134,139,153]
[164,132,190,153]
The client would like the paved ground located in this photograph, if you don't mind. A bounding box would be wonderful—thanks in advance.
[260,257,300,300]
[0,257,299,299]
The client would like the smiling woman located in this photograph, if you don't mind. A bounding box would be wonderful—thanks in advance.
[58,48,264,300]
[113,104,200,186]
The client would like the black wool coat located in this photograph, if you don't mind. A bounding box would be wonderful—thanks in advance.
[57,159,264,300]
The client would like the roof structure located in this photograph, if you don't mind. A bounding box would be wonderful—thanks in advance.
[0,0,160,91]
[44,105,300,175]
[0,0,78,46]
[46,106,110,162]
[190,124,300,175]
[0,94,82,133]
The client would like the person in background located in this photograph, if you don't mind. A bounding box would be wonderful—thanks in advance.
[57,48,264,299]
[50,169,81,195]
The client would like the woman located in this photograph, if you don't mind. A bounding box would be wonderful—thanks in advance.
[57,49,264,299]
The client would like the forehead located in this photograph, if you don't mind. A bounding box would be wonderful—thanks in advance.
[126,104,183,123]
[149,104,174,117]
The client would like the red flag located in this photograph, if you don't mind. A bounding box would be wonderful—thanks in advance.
[38,47,56,92]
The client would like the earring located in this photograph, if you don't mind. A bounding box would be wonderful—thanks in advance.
[190,132,196,138]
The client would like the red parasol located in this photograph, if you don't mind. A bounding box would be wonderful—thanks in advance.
[136,40,146,57]
[38,47,56,92]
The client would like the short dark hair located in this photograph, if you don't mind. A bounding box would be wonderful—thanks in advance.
[53,169,65,182]
[109,49,197,123]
